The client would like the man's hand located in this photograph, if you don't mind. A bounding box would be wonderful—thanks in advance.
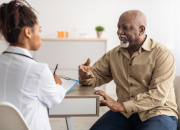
[95,90,126,112]
[54,74,62,85]
[79,58,94,80]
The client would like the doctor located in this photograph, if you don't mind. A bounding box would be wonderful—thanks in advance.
[0,0,66,130]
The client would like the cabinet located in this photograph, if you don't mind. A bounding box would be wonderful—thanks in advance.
[49,84,99,117]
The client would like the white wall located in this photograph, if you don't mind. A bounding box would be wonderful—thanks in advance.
[0,0,178,49]
[1,0,180,94]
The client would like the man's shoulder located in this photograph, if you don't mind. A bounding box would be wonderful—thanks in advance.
[149,38,170,53]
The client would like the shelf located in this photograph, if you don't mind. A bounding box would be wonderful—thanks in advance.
[42,38,106,41]
[0,37,106,42]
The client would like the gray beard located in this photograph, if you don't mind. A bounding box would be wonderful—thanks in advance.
[120,40,129,48]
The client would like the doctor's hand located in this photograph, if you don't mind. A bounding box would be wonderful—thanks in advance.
[79,58,94,80]
[95,90,126,112]
[54,74,62,85]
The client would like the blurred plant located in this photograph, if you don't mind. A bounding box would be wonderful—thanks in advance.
[95,26,104,31]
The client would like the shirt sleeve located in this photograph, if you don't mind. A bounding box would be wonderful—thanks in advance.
[123,50,176,114]
[37,64,66,108]
[79,51,113,87]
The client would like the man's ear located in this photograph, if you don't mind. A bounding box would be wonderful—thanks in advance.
[139,25,145,36]
[24,27,32,39]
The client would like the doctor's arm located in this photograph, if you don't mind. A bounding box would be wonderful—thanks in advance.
[37,65,66,108]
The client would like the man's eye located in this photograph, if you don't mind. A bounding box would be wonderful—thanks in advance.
[123,27,128,30]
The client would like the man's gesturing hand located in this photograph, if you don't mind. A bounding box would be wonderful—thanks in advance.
[79,58,94,80]
[95,90,126,112]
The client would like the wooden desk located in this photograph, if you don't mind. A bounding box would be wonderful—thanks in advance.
[49,84,99,130]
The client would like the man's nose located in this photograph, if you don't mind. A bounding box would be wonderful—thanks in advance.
[117,28,124,35]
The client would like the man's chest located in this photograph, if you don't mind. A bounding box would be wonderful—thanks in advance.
[110,51,156,87]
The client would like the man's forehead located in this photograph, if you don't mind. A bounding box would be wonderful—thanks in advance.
[118,17,131,26]
[119,12,135,21]
[118,12,140,26]
[118,10,147,27]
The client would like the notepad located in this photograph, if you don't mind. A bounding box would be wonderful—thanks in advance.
[61,78,79,93]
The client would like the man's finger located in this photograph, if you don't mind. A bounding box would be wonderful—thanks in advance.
[79,65,85,70]
[100,100,108,105]
[79,69,94,79]
[79,67,86,74]
[79,67,86,78]
[95,90,108,100]
[95,90,106,95]
[84,58,91,66]
[79,71,84,79]
[88,74,94,78]
[84,74,94,79]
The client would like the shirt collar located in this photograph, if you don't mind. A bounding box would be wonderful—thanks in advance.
[141,36,152,52]
[5,46,33,58]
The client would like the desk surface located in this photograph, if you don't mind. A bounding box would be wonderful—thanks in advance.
[65,84,98,98]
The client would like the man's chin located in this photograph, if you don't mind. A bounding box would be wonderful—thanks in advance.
[121,46,129,49]
[120,41,129,48]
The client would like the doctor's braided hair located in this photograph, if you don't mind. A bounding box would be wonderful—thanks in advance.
[0,0,37,44]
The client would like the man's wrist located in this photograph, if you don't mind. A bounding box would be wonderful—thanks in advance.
[118,102,126,112]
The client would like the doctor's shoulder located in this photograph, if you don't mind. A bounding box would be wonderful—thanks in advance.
[29,62,52,77]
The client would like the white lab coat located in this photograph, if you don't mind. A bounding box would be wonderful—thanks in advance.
[0,46,66,130]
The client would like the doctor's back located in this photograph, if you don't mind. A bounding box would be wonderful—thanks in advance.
[0,0,66,130]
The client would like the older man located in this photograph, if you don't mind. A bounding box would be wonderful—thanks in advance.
[79,10,178,130]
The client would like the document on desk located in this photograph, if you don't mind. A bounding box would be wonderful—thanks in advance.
[61,78,79,93]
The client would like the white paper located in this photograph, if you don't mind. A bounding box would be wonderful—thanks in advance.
[61,78,79,93]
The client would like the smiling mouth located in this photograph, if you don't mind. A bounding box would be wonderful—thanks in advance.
[119,35,127,44]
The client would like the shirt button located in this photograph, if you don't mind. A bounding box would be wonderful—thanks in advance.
[129,63,132,66]
[131,111,134,113]
[130,83,133,86]
[131,95,134,97]
[129,75,132,77]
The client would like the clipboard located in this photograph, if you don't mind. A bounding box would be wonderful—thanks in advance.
[59,75,79,93]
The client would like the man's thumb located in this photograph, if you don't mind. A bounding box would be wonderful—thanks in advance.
[84,58,91,66]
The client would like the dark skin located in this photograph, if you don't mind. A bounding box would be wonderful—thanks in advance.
[118,10,147,57]
[79,10,147,112]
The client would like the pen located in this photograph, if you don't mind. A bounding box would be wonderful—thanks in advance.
[53,64,58,75]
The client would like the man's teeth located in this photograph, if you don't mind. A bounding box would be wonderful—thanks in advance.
[119,35,127,39]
